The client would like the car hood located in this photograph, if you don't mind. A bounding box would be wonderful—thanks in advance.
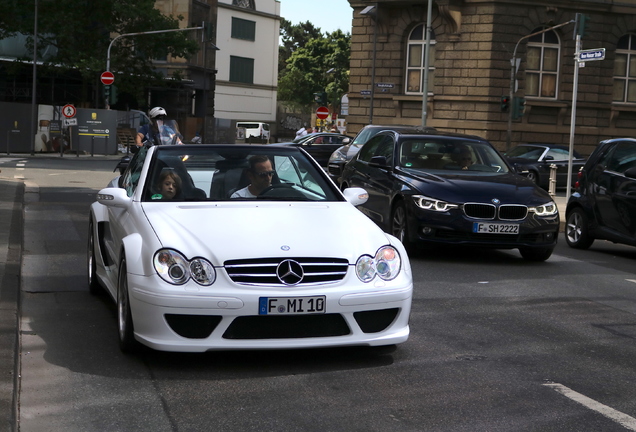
[141,202,394,264]
[399,169,553,205]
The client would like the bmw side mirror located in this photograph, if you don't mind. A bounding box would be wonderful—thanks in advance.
[369,156,391,170]
[625,167,636,179]
[342,138,351,144]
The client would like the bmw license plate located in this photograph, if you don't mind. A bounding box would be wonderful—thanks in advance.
[473,222,519,234]
[259,296,326,315]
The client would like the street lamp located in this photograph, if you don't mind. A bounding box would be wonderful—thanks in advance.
[30,0,38,155]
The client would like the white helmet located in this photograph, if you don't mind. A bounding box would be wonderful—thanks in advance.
[148,107,167,119]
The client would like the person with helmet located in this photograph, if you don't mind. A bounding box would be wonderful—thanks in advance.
[135,107,182,146]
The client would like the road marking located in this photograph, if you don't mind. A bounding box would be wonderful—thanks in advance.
[627,279,636,284]
[17,163,25,167]
[543,383,636,430]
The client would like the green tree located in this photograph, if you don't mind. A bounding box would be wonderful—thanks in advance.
[278,19,323,74]
[1,0,200,105]
[278,28,350,111]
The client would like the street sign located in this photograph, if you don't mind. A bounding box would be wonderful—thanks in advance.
[360,90,372,96]
[316,106,329,120]
[63,118,78,127]
[579,48,605,62]
[100,71,115,85]
[62,104,76,118]
[376,82,394,89]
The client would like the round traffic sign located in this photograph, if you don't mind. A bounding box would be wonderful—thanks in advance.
[316,106,329,120]
[101,71,115,85]
[62,104,76,118]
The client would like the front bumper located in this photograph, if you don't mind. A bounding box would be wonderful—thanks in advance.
[126,271,412,352]
[406,201,560,249]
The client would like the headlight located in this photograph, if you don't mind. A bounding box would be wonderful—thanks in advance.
[530,201,558,216]
[355,246,401,282]
[329,151,347,163]
[412,195,458,212]
[154,249,216,285]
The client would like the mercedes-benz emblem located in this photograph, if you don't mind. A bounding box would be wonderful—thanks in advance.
[492,198,501,205]
[276,259,304,285]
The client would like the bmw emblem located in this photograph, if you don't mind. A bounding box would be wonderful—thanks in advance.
[492,198,501,205]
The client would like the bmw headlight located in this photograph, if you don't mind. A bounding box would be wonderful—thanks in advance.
[530,201,558,216]
[154,249,216,286]
[355,246,401,282]
[412,195,458,212]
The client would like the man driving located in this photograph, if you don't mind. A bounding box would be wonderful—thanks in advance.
[231,155,274,198]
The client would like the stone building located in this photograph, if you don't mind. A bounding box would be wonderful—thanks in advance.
[347,0,636,155]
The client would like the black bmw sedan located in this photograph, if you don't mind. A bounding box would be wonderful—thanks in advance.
[340,129,560,261]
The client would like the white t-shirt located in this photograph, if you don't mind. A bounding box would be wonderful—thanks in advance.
[231,186,257,198]
[296,127,308,139]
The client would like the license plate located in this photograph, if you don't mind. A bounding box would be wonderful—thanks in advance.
[473,222,519,234]
[259,296,326,315]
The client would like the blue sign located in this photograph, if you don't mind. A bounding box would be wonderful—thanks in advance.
[360,90,372,96]
[579,48,605,62]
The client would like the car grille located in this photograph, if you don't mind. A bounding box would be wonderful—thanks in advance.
[463,203,528,220]
[328,164,343,176]
[224,257,349,286]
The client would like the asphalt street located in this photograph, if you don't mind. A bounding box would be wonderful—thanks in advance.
[0,153,570,432]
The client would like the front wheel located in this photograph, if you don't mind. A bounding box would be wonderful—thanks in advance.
[391,201,413,251]
[565,208,594,249]
[117,257,139,353]
[519,247,554,262]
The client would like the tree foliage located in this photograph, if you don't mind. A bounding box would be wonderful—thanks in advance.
[278,23,350,110]
[1,0,200,104]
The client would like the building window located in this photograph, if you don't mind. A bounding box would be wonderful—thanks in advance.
[526,28,560,98]
[613,34,636,103]
[232,0,255,9]
[232,17,256,41]
[230,56,254,84]
[405,24,436,95]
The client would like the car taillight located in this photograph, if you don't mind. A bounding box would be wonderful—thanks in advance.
[574,171,583,189]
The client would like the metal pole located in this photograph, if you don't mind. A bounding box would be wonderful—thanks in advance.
[421,0,433,127]
[566,34,581,203]
[368,3,378,124]
[6,130,9,155]
[30,0,38,156]
[507,21,574,150]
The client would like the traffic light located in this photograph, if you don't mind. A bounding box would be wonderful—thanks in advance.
[512,97,526,120]
[500,95,510,113]
[103,85,110,101]
[314,91,328,105]
[103,85,118,105]
[577,13,591,38]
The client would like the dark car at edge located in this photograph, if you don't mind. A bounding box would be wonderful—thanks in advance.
[565,138,636,249]
[340,129,560,261]
[504,143,586,190]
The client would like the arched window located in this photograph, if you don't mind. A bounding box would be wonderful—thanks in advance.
[613,34,636,103]
[233,0,255,9]
[526,28,560,98]
[405,24,436,95]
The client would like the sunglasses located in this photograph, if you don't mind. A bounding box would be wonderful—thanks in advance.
[254,170,275,177]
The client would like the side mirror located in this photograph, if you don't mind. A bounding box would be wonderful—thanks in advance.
[369,156,391,169]
[342,187,369,206]
[342,138,351,144]
[97,187,132,209]
[543,155,554,161]
[625,166,636,179]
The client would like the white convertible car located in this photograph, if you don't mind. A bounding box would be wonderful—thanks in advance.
[89,144,413,353]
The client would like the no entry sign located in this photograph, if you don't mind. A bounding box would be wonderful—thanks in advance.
[100,71,115,85]
[316,106,329,120]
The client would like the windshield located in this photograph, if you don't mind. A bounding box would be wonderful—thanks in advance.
[398,139,510,173]
[143,146,343,202]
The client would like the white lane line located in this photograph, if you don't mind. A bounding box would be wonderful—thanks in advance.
[543,383,636,431]
[627,279,636,284]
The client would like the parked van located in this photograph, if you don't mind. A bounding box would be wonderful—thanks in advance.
[236,122,270,142]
